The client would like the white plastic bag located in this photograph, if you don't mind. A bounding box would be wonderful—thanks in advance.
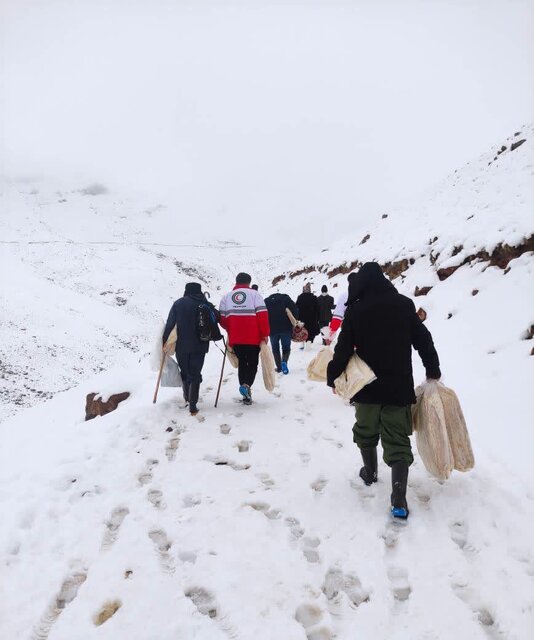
[260,341,276,392]
[160,356,182,388]
[149,322,166,372]
[226,344,239,369]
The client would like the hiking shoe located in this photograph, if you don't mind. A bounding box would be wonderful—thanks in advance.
[239,384,252,404]
[281,361,289,375]
[190,407,199,416]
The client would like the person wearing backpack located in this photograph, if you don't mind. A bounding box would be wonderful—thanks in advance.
[326,263,441,520]
[162,282,221,416]
[219,272,270,405]
[264,291,298,374]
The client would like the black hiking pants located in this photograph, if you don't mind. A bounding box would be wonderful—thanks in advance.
[233,344,260,387]
[176,352,206,386]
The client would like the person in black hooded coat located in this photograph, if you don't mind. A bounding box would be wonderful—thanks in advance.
[163,282,216,416]
[326,262,441,519]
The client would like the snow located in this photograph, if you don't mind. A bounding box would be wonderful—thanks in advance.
[1,125,534,639]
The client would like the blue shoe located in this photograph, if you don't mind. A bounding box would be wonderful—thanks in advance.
[391,506,409,520]
[239,384,252,404]
[281,361,289,375]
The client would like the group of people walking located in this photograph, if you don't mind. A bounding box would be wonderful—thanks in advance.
[162,262,441,519]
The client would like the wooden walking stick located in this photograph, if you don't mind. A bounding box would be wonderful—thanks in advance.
[214,337,228,408]
[153,351,166,404]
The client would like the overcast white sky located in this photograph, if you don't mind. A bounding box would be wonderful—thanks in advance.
[1,0,533,246]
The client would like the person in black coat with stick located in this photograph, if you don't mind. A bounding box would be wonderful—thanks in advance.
[327,262,441,519]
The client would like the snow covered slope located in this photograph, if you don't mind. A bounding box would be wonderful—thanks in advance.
[267,124,534,480]
[0,180,277,420]
[1,126,533,639]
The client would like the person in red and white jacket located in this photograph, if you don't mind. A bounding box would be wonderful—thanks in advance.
[323,272,358,345]
[219,272,270,404]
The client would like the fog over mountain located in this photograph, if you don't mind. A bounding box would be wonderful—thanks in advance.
[2,0,533,246]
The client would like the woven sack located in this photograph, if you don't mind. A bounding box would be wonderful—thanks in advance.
[334,353,377,400]
[307,347,334,381]
[260,341,276,392]
[226,344,239,369]
[412,381,454,480]
[437,383,475,472]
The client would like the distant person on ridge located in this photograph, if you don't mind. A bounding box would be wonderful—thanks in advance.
[296,283,320,348]
[326,262,441,519]
[318,285,335,344]
[219,273,270,405]
[264,291,299,374]
[162,282,220,416]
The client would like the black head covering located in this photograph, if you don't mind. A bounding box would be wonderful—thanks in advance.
[184,282,203,295]
[346,262,395,304]
[236,272,252,285]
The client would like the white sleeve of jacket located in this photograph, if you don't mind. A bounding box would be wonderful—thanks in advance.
[332,290,348,320]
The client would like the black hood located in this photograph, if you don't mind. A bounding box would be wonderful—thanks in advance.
[347,262,395,304]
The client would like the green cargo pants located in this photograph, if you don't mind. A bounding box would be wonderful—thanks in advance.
[353,403,414,466]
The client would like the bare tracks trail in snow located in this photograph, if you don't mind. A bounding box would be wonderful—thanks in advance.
[1,345,533,640]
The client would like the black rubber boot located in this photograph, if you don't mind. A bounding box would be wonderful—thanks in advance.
[390,461,410,519]
[359,447,378,486]
[189,382,200,416]
[273,351,282,373]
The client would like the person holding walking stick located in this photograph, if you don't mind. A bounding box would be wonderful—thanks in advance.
[162,282,221,416]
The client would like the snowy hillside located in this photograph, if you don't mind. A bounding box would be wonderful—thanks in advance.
[268,124,534,479]
[1,126,533,640]
[0,181,281,420]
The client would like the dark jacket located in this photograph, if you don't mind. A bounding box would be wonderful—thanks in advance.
[162,293,212,355]
[296,292,320,339]
[326,262,441,405]
[318,294,335,324]
[264,293,298,334]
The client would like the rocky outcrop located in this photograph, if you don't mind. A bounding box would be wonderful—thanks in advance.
[85,392,130,421]
[414,286,433,297]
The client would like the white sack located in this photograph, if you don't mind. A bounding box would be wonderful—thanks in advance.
[260,341,276,393]
[160,355,182,388]
[334,353,377,401]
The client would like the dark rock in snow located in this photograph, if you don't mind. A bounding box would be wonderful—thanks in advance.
[472,289,479,296]
[510,139,526,152]
[85,392,130,421]
[414,286,433,297]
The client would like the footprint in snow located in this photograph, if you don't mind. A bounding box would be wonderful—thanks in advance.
[31,570,88,640]
[256,472,275,488]
[299,451,311,466]
[323,567,370,613]
[295,603,332,640]
[147,489,165,509]
[101,507,129,551]
[220,423,232,434]
[204,455,250,471]
[138,458,159,485]
[387,566,411,601]
[451,582,499,638]
[165,435,180,461]
[245,502,281,520]
[178,550,197,564]
[148,529,174,574]
[183,494,202,508]
[185,587,237,637]
[449,521,479,554]
[285,516,305,540]
[311,477,328,493]
[235,440,251,453]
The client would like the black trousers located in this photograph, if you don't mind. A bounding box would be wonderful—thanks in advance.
[233,344,260,387]
[176,351,206,385]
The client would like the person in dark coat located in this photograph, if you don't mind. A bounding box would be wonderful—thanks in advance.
[317,285,335,343]
[296,283,320,345]
[265,292,298,374]
[162,282,214,416]
[326,262,441,519]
